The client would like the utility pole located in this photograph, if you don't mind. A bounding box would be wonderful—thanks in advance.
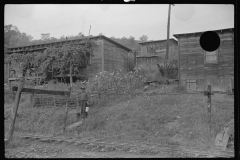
[166,4,174,62]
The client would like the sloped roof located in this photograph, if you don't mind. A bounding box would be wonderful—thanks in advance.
[8,35,132,53]
[173,28,234,39]
[138,38,178,44]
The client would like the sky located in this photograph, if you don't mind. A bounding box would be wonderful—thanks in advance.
[4,4,234,41]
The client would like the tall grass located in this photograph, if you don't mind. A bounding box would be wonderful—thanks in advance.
[79,92,234,149]
[4,83,234,150]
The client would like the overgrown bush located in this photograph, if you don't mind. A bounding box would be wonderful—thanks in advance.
[125,56,135,72]
[137,64,170,84]
[87,68,145,96]
[138,64,159,81]
[157,62,178,79]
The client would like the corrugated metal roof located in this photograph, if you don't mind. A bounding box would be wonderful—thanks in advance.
[138,38,178,44]
[173,28,234,39]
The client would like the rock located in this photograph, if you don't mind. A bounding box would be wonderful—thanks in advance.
[143,86,149,92]
[67,120,84,131]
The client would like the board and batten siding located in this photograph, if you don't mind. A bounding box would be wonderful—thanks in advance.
[176,29,234,92]
[82,39,103,78]
[103,40,128,73]
[138,39,178,66]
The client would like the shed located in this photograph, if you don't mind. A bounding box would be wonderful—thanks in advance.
[173,28,234,92]
[137,39,178,66]
[5,35,131,85]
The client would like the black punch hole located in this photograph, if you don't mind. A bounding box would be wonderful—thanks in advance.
[200,31,220,52]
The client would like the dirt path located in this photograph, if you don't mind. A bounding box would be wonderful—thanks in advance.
[5,137,167,158]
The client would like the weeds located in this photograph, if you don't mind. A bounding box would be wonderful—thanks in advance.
[4,67,233,151]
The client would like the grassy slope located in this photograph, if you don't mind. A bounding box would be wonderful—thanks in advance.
[4,85,234,150]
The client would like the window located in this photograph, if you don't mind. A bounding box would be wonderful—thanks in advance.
[204,50,218,64]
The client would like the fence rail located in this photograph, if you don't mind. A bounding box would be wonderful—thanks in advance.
[6,86,233,108]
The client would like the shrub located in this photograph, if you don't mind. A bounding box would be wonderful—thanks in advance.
[157,62,178,79]
[137,64,169,84]
[86,69,145,97]
[125,57,136,72]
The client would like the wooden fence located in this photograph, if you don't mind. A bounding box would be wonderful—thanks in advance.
[32,94,81,108]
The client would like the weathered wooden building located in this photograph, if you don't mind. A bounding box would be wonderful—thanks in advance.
[5,35,131,85]
[137,39,178,66]
[173,28,234,92]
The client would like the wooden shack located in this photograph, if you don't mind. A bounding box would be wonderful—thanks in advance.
[173,28,234,92]
[5,35,131,85]
[137,39,178,66]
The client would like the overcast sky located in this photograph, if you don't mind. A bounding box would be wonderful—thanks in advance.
[4,4,234,41]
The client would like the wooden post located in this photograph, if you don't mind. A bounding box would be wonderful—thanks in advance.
[7,76,25,143]
[70,62,73,87]
[178,37,180,86]
[204,85,213,147]
[101,39,105,72]
[63,86,71,132]
[206,85,211,132]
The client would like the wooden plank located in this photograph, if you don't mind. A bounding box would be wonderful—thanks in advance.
[179,47,189,53]
[219,33,233,39]
[219,78,233,92]
[195,57,204,67]
[179,40,199,45]
[220,37,233,41]
[179,42,198,47]
[180,60,188,67]
[219,60,234,67]
[12,86,69,96]
[221,40,234,45]
[196,79,207,91]
[219,51,234,57]
[219,45,234,50]
[219,54,234,60]
[179,37,200,43]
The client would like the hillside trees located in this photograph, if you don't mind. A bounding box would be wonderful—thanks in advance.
[110,36,141,51]
[4,24,20,45]
[9,32,33,47]
[139,35,148,42]
[4,24,33,49]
